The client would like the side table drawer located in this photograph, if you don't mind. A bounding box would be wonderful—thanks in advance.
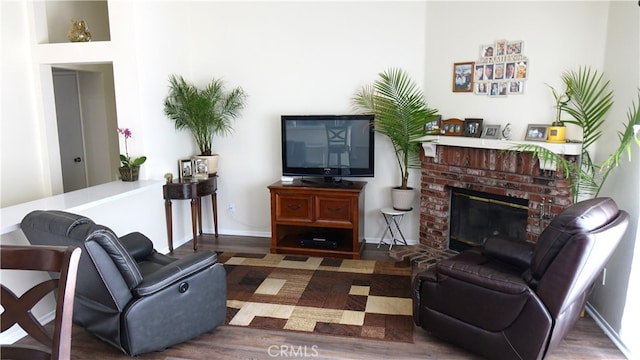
[315,196,352,225]
[274,194,313,222]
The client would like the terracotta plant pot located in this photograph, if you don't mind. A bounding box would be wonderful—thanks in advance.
[119,166,140,181]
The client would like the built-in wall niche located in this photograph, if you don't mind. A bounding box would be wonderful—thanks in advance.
[36,1,111,44]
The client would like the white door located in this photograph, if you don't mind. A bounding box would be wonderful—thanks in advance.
[53,71,88,192]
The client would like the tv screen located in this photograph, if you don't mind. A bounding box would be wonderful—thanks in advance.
[281,115,374,182]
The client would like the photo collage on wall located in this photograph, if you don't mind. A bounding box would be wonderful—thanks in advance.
[474,39,528,97]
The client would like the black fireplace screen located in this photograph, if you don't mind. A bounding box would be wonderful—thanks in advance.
[449,188,528,251]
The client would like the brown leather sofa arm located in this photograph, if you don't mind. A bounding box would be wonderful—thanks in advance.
[436,254,530,294]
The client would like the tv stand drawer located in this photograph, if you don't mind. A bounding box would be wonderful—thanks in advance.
[315,196,352,225]
[274,194,312,222]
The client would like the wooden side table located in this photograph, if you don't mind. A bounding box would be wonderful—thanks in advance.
[163,174,218,251]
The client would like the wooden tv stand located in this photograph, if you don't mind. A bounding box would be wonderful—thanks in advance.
[268,179,366,259]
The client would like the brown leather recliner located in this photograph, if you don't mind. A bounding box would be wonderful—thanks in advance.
[413,197,629,360]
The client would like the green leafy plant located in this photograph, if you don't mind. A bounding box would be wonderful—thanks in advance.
[353,68,439,189]
[163,75,247,156]
[117,128,147,167]
[515,66,640,201]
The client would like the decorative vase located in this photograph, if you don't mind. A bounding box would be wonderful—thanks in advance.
[68,20,92,42]
[547,125,566,143]
[119,166,140,181]
[391,187,415,211]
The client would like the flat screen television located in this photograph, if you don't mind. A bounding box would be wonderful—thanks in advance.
[281,114,375,183]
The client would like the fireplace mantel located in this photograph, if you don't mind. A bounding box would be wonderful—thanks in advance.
[417,135,582,170]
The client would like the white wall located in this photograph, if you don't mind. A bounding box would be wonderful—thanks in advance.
[127,1,431,241]
[589,1,640,358]
[1,1,49,206]
[424,1,609,140]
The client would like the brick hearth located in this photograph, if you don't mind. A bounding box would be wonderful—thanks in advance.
[419,145,577,249]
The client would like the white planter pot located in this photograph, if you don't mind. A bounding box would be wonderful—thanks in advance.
[193,154,219,174]
[391,187,415,211]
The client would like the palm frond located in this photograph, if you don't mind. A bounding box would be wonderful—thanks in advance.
[164,75,247,155]
[353,68,437,188]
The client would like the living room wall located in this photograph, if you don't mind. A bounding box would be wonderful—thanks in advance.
[127,1,432,241]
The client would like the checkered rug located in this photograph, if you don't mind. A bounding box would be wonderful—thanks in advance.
[218,252,414,343]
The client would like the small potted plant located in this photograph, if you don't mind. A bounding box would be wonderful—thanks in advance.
[353,68,439,210]
[163,74,247,173]
[547,83,570,143]
[117,128,146,181]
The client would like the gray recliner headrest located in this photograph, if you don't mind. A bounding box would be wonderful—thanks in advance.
[21,210,94,237]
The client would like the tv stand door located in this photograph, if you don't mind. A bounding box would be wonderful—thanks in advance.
[268,180,366,259]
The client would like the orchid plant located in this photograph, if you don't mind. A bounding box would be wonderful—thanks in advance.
[117,128,147,168]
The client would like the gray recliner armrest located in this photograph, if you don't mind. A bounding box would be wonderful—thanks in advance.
[132,251,219,297]
[119,232,154,260]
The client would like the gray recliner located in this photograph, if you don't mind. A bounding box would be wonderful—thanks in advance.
[20,210,227,356]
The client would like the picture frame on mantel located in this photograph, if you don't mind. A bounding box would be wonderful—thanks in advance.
[481,125,501,139]
[463,118,483,138]
[441,118,464,136]
[525,124,549,141]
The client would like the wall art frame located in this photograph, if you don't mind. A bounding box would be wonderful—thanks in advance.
[452,62,474,92]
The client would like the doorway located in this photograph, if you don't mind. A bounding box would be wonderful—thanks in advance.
[51,65,119,192]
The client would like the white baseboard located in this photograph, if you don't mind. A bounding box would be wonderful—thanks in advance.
[585,302,633,359]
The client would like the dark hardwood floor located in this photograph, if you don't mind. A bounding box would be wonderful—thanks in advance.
[49,235,628,359]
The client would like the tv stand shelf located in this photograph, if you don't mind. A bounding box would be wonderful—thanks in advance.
[268,180,366,259]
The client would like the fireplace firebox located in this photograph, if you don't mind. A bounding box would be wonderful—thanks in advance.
[449,187,528,251]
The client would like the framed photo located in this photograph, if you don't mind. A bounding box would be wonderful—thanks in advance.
[452,62,474,92]
[507,40,523,55]
[525,124,549,141]
[481,125,501,139]
[480,44,494,58]
[475,82,488,94]
[192,158,209,180]
[508,81,524,94]
[495,40,507,56]
[442,118,464,136]
[463,118,483,138]
[515,61,528,79]
[179,159,192,181]
[494,63,505,80]
[424,114,442,133]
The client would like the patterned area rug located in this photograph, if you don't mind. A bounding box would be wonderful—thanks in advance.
[218,252,414,343]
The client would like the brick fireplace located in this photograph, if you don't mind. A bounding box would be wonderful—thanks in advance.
[419,139,579,249]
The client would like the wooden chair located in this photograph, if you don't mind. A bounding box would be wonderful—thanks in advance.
[1,245,81,360]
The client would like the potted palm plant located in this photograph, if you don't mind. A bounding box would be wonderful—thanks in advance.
[353,68,439,210]
[516,66,640,202]
[163,74,247,173]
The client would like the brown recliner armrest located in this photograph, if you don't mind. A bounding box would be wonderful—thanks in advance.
[482,236,534,270]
